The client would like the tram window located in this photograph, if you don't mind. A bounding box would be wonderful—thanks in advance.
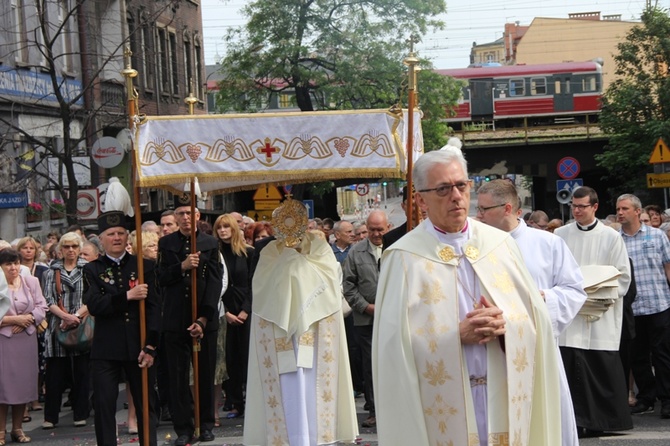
[509,78,525,96]
[278,94,292,108]
[555,80,561,94]
[583,75,597,92]
[530,77,546,95]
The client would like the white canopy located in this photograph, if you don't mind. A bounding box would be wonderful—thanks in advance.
[133,108,423,194]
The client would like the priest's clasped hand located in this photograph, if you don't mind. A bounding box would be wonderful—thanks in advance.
[460,296,506,345]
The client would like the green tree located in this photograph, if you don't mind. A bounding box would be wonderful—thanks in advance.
[215,0,458,150]
[597,7,670,201]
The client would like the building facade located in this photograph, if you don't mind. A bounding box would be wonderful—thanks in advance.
[515,12,637,90]
[0,0,207,242]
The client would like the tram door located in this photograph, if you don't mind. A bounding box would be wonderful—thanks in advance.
[554,75,574,112]
[470,78,494,119]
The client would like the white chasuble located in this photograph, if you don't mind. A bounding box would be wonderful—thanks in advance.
[373,219,562,446]
[244,233,358,446]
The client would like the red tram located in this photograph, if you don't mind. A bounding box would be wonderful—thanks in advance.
[435,61,603,128]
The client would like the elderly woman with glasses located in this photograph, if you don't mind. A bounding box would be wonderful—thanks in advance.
[0,249,48,445]
[41,232,91,430]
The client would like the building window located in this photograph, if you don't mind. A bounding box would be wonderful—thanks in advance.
[169,30,179,95]
[278,94,292,108]
[127,13,139,87]
[58,0,74,73]
[184,33,193,93]
[141,24,153,90]
[194,38,203,98]
[582,75,597,92]
[11,0,28,63]
[157,27,169,93]
[530,77,546,95]
[509,78,525,96]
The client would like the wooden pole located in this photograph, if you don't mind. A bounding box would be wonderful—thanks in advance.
[404,36,420,232]
[121,46,150,446]
[184,87,201,438]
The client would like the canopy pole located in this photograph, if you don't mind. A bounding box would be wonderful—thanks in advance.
[121,46,150,446]
[404,35,421,232]
[185,87,202,439]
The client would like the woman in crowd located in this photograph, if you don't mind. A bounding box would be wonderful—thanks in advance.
[0,249,48,444]
[213,214,254,419]
[16,237,49,415]
[644,204,664,229]
[41,232,90,429]
[124,231,160,434]
[244,221,274,244]
[17,237,48,283]
[130,231,159,261]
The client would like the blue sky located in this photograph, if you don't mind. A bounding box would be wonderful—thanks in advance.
[202,0,653,69]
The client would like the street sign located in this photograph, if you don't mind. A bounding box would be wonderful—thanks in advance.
[649,138,669,164]
[0,192,27,209]
[557,157,580,180]
[355,184,370,196]
[302,199,315,219]
[77,189,100,220]
[556,178,583,192]
[646,173,670,188]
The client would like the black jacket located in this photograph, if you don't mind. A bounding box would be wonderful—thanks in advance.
[158,230,222,333]
[220,243,254,315]
[382,223,408,252]
[83,254,160,361]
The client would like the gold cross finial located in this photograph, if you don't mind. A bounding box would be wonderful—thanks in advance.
[407,34,420,55]
[123,46,133,68]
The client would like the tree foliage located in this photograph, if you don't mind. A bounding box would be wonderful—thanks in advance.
[597,7,670,201]
[215,0,459,151]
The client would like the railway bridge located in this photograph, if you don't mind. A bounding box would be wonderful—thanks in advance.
[459,123,616,218]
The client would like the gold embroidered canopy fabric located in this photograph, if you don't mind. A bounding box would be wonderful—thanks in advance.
[133,108,423,193]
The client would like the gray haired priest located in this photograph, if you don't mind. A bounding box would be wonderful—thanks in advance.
[372,146,562,446]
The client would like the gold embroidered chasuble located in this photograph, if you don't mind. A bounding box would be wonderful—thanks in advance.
[372,219,562,446]
[244,234,358,445]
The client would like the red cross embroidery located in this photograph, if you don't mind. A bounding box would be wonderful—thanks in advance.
[258,138,279,162]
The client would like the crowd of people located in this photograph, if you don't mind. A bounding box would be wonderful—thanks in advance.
[2,143,670,445]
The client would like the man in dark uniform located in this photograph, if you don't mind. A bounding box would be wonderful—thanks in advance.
[158,196,222,446]
[382,186,426,251]
[83,211,160,446]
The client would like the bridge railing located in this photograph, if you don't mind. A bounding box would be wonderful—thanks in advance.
[455,114,604,147]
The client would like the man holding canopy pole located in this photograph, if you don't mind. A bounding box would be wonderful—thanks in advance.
[158,195,222,446]
[83,210,160,446]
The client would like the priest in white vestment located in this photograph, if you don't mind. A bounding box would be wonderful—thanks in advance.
[477,179,586,446]
[373,147,562,446]
[555,186,632,434]
[244,199,358,446]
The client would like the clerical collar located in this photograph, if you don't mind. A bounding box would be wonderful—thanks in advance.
[106,252,127,265]
[433,219,469,235]
[576,219,598,232]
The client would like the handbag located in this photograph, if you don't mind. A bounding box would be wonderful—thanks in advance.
[37,319,48,334]
[53,269,94,352]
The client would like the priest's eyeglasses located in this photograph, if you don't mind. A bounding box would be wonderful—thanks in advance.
[418,182,469,197]
[569,203,593,210]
